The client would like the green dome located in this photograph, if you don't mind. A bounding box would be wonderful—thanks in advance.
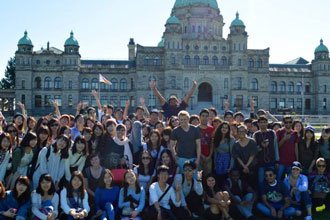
[174,0,219,9]
[315,39,329,53]
[64,31,79,46]
[230,12,245,27]
[158,38,165,47]
[18,31,33,46]
[166,15,180,25]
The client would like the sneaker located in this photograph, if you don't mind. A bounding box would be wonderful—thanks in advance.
[304,215,312,220]
[316,204,326,212]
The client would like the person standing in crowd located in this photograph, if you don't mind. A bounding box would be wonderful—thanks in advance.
[148,109,160,129]
[170,110,201,171]
[61,171,90,219]
[118,169,145,220]
[0,133,12,182]
[292,120,304,142]
[158,149,179,185]
[130,121,144,164]
[150,80,197,119]
[318,127,330,170]
[143,129,164,167]
[213,121,235,185]
[298,126,319,174]
[198,108,214,176]
[147,165,182,220]
[0,176,31,220]
[276,116,299,180]
[70,114,85,141]
[253,116,279,188]
[257,168,299,219]
[283,161,313,220]
[94,169,120,220]
[32,174,59,220]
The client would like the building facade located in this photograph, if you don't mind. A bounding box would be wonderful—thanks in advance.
[14,0,330,115]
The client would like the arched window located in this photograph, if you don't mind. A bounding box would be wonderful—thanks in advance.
[100,81,109,90]
[323,85,327,93]
[170,76,176,89]
[221,56,227,66]
[250,78,258,91]
[111,78,118,90]
[34,77,41,89]
[288,81,294,93]
[194,55,200,65]
[82,78,89,89]
[203,56,209,65]
[54,77,62,89]
[271,81,277,93]
[212,56,218,65]
[91,78,99,90]
[296,82,302,93]
[184,55,191,65]
[249,58,254,68]
[144,57,149,66]
[184,77,189,90]
[279,81,286,93]
[44,77,52,89]
[305,82,311,93]
[120,78,127,90]
[154,57,160,66]
[256,59,263,68]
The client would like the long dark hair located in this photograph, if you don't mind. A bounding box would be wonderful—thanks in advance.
[53,134,70,159]
[36,174,56,196]
[137,150,154,176]
[99,169,114,188]
[48,118,59,137]
[26,116,36,132]
[36,125,50,148]
[13,114,25,133]
[0,132,12,152]
[318,127,330,150]
[147,129,161,152]
[4,123,19,147]
[72,135,87,155]
[67,171,85,199]
[35,117,49,133]
[159,148,176,170]
[13,176,30,204]
[0,181,6,199]
[213,121,231,148]
[123,169,141,198]
[92,122,105,138]
[20,132,37,148]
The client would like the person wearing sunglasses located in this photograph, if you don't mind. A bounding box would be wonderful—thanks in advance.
[257,167,299,219]
[309,157,330,212]
[276,116,299,181]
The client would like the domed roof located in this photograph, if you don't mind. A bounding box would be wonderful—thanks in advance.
[230,12,245,27]
[314,39,329,53]
[18,31,33,46]
[64,31,79,47]
[158,38,165,47]
[174,0,218,10]
[166,15,180,25]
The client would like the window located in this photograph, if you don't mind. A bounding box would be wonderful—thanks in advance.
[194,55,200,65]
[111,78,118,90]
[68,95,73,107]
[221,56,227,66]
[270,98,277,109]
[35,77,41,89]
[21,95,25,105]
[144,57,149,66]
[91,78,99,90]
[81,95,89,105]
[184,55,191,65]
[44,95,52,106]
[248,58,254,68]
[21,80,25,89]
[287,98,294,109]
[44,77,52,89]
[54,95,61,106]
[120,78,127,90]
[296,82,302,94]
[170,76,176,89]
[46,60,50,65]
[252,96,258,108]
[100,82,109,90]
[56,60,60,65]
[279,98,285,109]
[305,83,310,93]
[149,94,156,108]
[184,77,189,90]
[203,56,209,65]
[120,96,126,107]
[35,95,42,107]
[224,78,228,90]
[305,99,311,110]
[323,98,327,110]
[256,59,263,68]
[171,56,176,65]
[110,96,117,106]
[250,78,258,91]
[323,85,327,93]
[212,56,218,65]
[154,57,160,66]
[238,59,242,66]
[68,81,72,89]
[131,78,134,90]
[271,81,277,93]
[36,60,40,65]
[101,96,107,105]
[279,81,286,93]
[54,77,62,89]
[297,98,302,109]
[91,96,96,106]
[233,77,242,90]
[82,78,89,89]
[288,82,294,93]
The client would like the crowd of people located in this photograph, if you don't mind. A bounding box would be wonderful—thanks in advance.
[0,80,329,220]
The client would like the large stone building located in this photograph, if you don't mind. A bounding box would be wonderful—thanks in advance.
[14,0,330,115]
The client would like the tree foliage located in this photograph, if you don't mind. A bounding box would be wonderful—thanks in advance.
[0,57,15,89]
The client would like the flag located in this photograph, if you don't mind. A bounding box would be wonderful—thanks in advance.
[99,74,112,85]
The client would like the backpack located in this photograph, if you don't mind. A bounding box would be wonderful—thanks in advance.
[311,174,330,193]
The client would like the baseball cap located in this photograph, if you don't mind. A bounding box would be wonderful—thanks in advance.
[292,161,302,170]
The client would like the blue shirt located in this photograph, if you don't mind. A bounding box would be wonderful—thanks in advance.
[283,174,309,201]
[94,186,120,212]
[118,187,145,213]
[0,190,31,219]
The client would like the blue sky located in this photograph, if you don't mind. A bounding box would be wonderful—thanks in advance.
[0,0,329,78]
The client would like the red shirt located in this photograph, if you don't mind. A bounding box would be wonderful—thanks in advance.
[199,125,214,157]
[276,128,299,166]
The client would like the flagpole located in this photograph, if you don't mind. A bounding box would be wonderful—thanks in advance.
[98,74,101,107]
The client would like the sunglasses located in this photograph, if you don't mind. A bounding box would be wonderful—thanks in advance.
[7,130,17,133]
[142,157,150,160]
[317,164,326,168]
[51,124,59,127]
[184,168,193,172]
[284,121,292,124]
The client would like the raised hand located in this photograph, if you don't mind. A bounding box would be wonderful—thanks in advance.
[91,90,98,98]
[139,97,145,105]
[150,80,156,90]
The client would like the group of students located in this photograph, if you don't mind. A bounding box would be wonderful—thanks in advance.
[0,81,329,220]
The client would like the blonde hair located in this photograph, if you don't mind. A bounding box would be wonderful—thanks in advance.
[178,110,190,118]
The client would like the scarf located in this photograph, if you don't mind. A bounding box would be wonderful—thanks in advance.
[113,136,133,168]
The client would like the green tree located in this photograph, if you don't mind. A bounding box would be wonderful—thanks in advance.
[0,57,15,89]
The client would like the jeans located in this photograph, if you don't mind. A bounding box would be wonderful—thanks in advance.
[257,202,296,218]
[293,190,312,209]
[233,193,254,218]
[100,202,115,220]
